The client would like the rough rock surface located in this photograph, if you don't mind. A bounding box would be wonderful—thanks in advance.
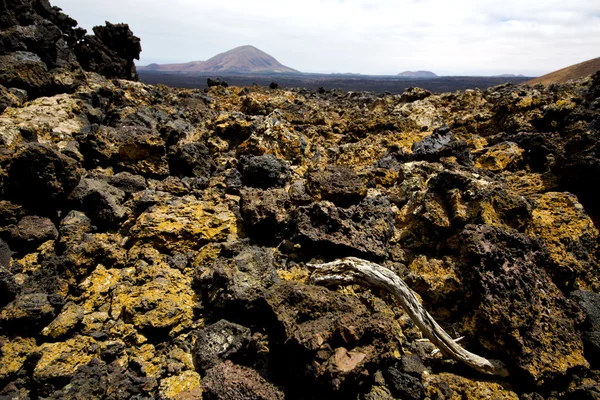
[1,2,600,398]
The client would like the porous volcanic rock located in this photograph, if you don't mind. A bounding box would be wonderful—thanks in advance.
[1,3,600,398]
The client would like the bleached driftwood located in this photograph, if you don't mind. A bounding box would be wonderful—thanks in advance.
[308,257,509,377]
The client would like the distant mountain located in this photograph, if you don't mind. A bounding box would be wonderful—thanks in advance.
[495,74,526,78]
[397,71,437,78]
[138,45,299,74]
[525,57,600,86]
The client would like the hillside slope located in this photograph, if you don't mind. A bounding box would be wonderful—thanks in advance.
[525,57,600,85]
[138,45,298,74]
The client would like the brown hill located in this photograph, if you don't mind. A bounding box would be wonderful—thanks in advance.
[138,45,299,74]
[525,57,600,86]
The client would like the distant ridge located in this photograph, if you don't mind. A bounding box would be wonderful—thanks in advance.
[397,70,437,78]
[138,45,298,74]
[525,57,600,86]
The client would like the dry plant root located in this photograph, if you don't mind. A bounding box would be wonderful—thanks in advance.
[308,257,510,377]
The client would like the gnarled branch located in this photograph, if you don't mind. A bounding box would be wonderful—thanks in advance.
[308,257,509,377]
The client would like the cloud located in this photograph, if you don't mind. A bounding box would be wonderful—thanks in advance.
[53,0,600,75]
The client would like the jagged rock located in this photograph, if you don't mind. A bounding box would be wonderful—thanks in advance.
[160,118,194,147]
[193,319,252,373]
[411,125,472,165]
[474,141,524,172]
[202,360,284,400]
[5,143,80,210]
[239,154,290,189]
[294,197,394,259]
[0,84,20,113]
[33,335,97,388]
[75,22,141,80]
[194,245,280,312]
[526,192,599,290]
[116,125,169,178]
[168,142,215,178]
[0,51,51,95]
[0,336,37,382]
[490,131,561,172]
[263,281,400,394]
[238,111,308,163]
[130,194,237,252]
[159,370,202,399]
[240,187,290,242]
[68,178,128,229]
[0,292,56,331]
[399,87,432,103]
[571,291,600,367]
[41,301,84,339]
[0,264,17,307]
[0,92,89,147]
[423,373,518,400]
[307,165,367,207]
[9,215,58,252]
[383,367,424,399]
[456,224,587,382]
[106,171,147,194]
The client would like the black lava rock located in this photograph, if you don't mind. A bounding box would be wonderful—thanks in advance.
[239,154,290,189]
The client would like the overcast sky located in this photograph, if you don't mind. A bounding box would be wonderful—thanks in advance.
[53,0,600,76]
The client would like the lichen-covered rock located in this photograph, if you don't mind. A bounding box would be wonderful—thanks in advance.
[193,319,251,373]
[457,225,588,382]
[526,192,599,290]
[423,373,518,400]
[1,4,600,397]
[33,335,97,385]
[0,336,37,381]
[130,194,237,252]
[474,141,524,172]
[0,93,88,147]
[159,370,202,400]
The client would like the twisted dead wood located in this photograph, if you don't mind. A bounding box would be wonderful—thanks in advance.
[308,257,509,377]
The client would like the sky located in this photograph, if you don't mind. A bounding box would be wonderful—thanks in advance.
[53,0,600,76]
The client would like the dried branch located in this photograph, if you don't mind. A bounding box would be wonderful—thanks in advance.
[308,257,509,377]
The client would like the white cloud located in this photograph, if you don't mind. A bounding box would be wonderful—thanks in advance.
[52,0,600,75]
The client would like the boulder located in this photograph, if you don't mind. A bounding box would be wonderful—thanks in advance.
[411,125,472,166]
[5,143,80,210]
[202,361,284,400]
[10,215,58,251]
[168,142,215,178]
[75,22,141,81]
[294,197,394,259]
[307,165,367,207]
[68,178,128,229]
[193,319,252,373]
[239,154,290,189]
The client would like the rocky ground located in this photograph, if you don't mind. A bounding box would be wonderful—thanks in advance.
[2,1,600,399]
